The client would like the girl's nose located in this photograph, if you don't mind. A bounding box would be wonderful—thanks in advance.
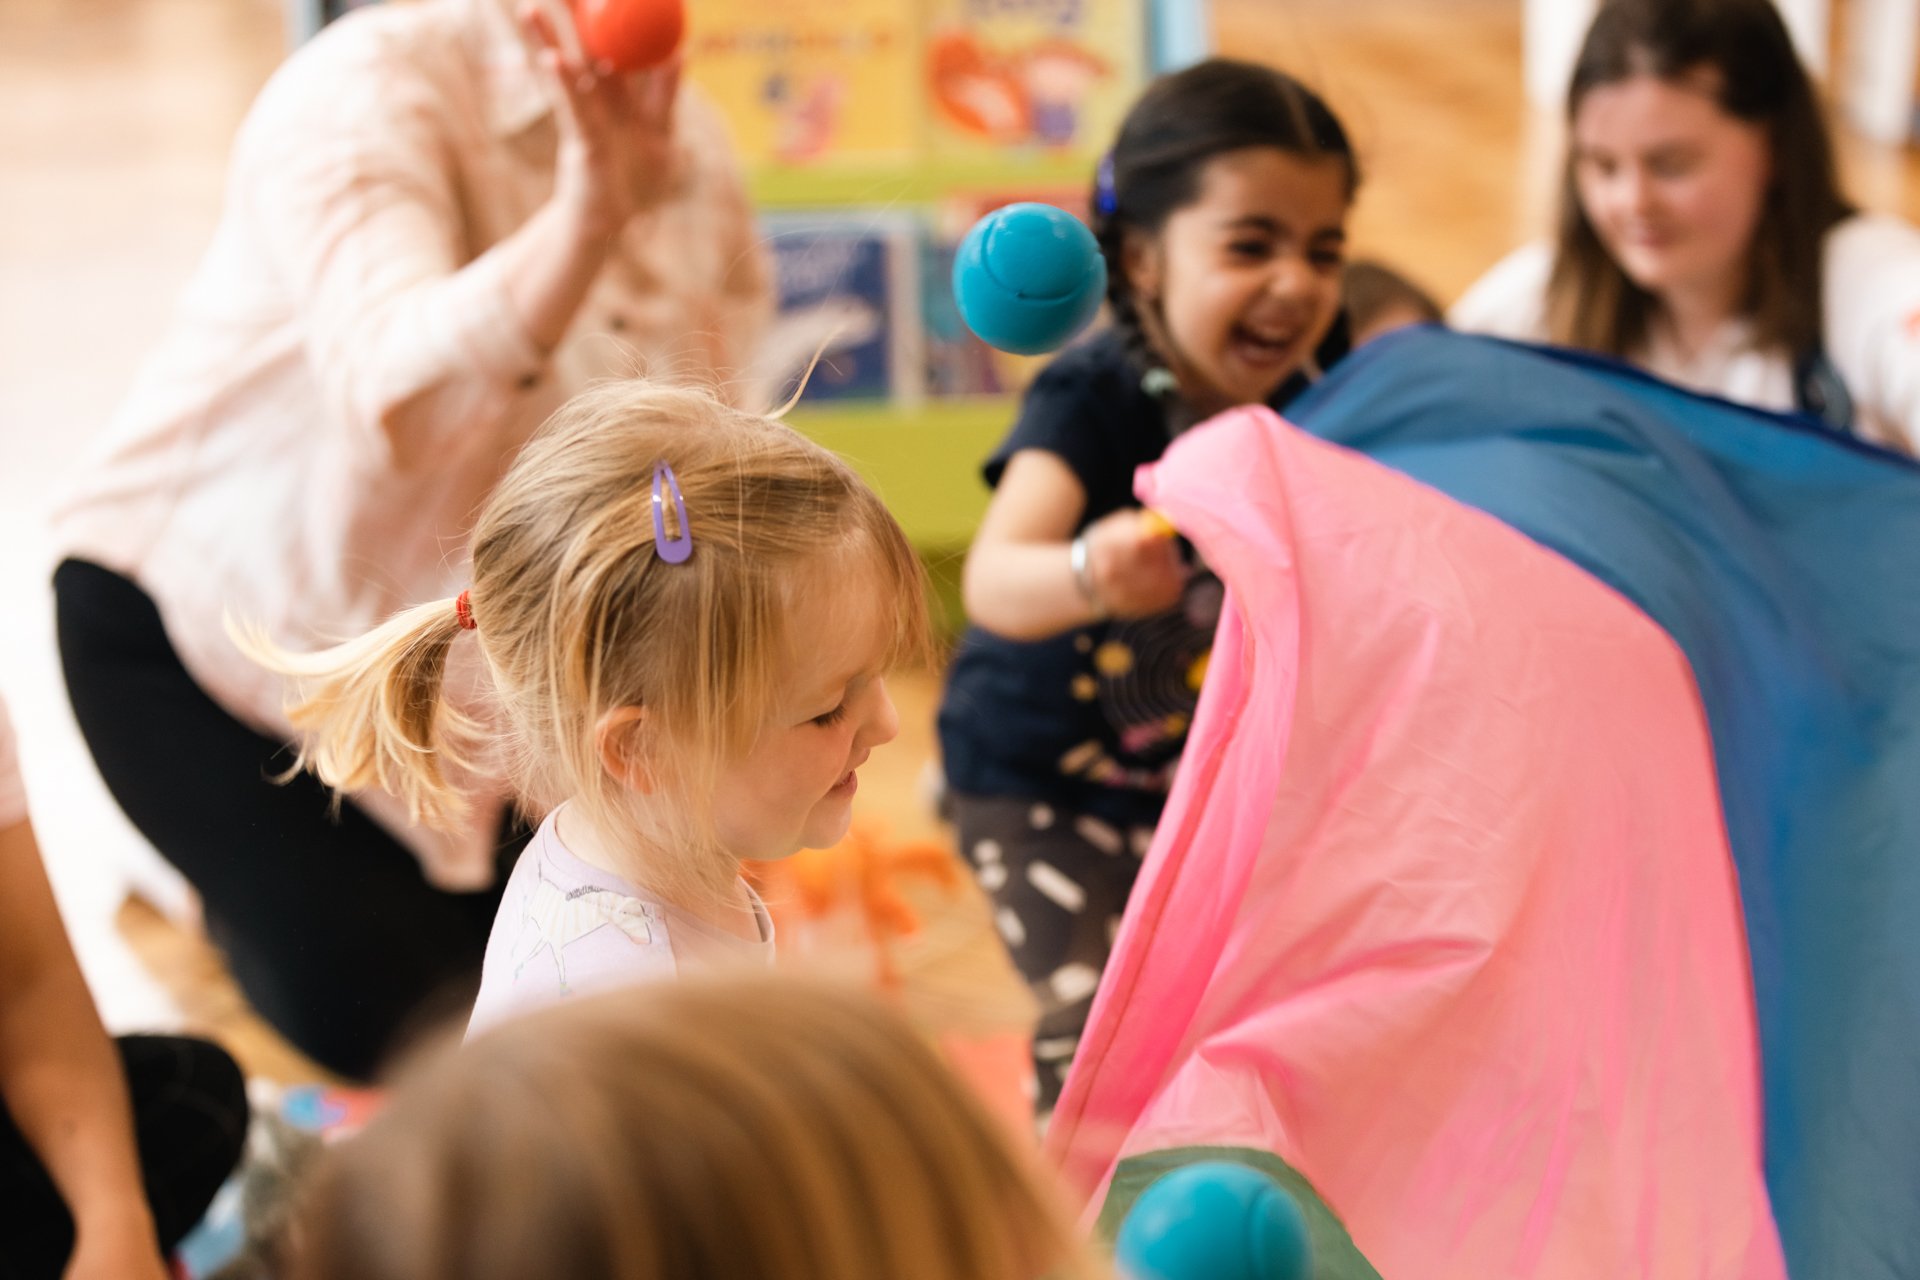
[1265,253,1318,308]
[860,676,900,749]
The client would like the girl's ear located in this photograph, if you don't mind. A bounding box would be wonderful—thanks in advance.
[1121,227,1164,305]
[595,705,655,795]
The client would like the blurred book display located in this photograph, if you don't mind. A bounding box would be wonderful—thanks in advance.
[760,212,924,405]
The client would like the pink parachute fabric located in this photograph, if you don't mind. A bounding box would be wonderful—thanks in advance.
[1045,407,1785,1279]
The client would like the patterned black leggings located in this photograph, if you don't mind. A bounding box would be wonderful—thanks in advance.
[950,793,1154,1118]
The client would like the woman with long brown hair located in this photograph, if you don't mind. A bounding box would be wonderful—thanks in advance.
[1453,0,1920,451]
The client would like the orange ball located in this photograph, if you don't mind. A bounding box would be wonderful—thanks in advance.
[571,0,684,73]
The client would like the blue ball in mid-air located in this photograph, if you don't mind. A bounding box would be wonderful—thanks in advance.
[951,202,1107,357]
[1115,1161,1313,1280]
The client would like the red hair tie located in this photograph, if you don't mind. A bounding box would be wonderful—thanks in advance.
[454,590,477,631]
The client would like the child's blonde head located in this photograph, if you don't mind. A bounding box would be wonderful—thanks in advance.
[257,382,928,899]
[290,977,1107,1280]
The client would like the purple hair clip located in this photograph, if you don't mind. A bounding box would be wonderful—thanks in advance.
[1094,152,1118,217]
[651,461,692,564]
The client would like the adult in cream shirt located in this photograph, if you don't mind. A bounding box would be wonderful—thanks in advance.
[51,0,770,1077]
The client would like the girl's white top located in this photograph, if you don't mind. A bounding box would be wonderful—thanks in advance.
[467,806,774,1038]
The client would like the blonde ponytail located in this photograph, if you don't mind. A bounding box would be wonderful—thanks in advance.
[235,597,481,828]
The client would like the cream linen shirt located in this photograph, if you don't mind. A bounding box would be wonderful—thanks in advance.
[53,0,771,887]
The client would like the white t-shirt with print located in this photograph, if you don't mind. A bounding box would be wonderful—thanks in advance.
[466,806,774,1038]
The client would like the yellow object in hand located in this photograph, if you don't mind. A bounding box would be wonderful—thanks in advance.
[1139,509,1178,541]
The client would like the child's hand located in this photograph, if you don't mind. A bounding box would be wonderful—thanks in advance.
[1083,508,1187,618]
[522,5,683,235]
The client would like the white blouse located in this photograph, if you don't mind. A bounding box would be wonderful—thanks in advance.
[1450,214,1920,454]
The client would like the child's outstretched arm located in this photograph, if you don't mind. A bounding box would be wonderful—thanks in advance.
[963,450,1185,641]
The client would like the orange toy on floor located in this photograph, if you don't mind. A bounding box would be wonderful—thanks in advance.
[746,821,962,989]
[746,823,1037,1136]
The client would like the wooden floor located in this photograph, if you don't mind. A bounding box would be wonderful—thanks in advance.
[5,0,1920,1087]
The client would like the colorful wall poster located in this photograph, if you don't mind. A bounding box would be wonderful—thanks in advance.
[924,0,1144,163]
[686,0,923,171]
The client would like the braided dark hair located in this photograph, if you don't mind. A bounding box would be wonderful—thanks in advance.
[1091,58,1359,392]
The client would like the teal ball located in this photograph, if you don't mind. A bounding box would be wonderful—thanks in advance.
[952,202,1107,356]
[1115,1161,1313,1280]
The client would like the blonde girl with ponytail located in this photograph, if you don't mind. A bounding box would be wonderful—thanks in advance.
[250,381,930,1032]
